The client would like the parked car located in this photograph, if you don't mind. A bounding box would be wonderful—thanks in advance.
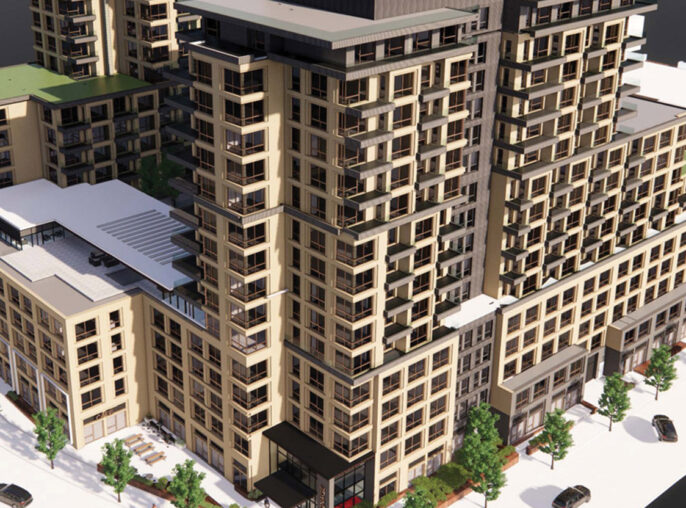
[552,485,591,508]
[0,484,32,507]
[653,415,678,442]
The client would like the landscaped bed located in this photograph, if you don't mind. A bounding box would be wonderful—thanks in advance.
[96,463,221,507]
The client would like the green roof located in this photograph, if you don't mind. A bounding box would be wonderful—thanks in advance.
[0,64,151,105]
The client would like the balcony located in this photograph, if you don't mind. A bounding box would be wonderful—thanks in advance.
[585,215,605,229]
[345,100,394,119]
[587,192,609,207]
[617,222,638,237]
[543,254,565,271]
[621,59,643,73]
[502,247,528,263]
[171,230,200,255]
[582,237,602,253]
[618,83,640,98]
[169,174,198,195]
[166,147,197,171]
[384,270,414,291]
[162,66,195,86]
[436,249,463,269]
[435,275,461,296]
[503,223,531,238]
[438,223,464,242]
[545,230,568,247]
[417,143,446,161]
[164,123,196,143]
[499,54,566,73]
[620,199,641,213]
[344,160,393,180]
[499,271,526,286]
[419,114,449,131]
[550,182,574,199]
[384,297,413,319]
[344,130,393,150]
[172,255,201,280]
[343,190,392,211]
[498,81,564,100]
[416,172,445,191]
[435,299,460,320]
[623,178,642,192]
[419,86,449,103]
[164,91,195,114]
[384,322,412,345]
[651,208,669,221]
[385,243,416,263]
[623,36,647,50]
[548,207,571,222]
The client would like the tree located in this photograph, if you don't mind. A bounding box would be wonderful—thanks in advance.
[138,154,184,199]
[530,409,573,470]
[644,344,678,401]
[404,486,436,508]
[33,408,68,470]
[101,439,137,503]
[168,460,206,508]
[598,372,631,431]
[455,403,506,508]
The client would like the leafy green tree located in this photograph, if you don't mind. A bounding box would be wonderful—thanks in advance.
[598,372,631,431]
[644,344,678,400]
[472,456,507,508]
[168,460,206,508]
[33,408,68,470]
[456,403,507,508]
[530,409,573,470]
[404,486,436,508]
[138,154,184,199]
[101,439,137,503]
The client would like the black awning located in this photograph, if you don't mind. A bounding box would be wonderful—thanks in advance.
[263,422,351,479]
[255,470,316,508]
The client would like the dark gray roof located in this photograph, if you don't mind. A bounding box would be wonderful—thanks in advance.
[177,0,474,48]
[263,422,352,479]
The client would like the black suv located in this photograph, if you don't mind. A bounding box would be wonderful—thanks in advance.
[0,484,32,507]
[552,485,591,508]
[652,415,678,442]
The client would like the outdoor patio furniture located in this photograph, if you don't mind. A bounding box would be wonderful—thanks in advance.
[124,434,143,446]
[133,442,153,455]
[144,452,166,465]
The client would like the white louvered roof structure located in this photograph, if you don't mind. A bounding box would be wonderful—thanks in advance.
[0,179,190,291]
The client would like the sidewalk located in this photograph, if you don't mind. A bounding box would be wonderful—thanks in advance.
[454,350,686,507]
[0,379,260,508]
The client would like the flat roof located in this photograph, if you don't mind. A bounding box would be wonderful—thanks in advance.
[177,0,474,48]
[624,60,686,109]
[502,345,587,393]
[444,294,499,330]
[0,179,190,291]
[0,64,151,105]
[618,97,686,133]
[263,422,355,479]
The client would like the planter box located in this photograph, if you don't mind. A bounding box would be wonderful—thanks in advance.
[502,451,519,471]
[96,463,220,506]
[5,392,37,422]
[580,400,598,415]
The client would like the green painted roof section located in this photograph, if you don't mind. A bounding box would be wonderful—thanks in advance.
[0,64,151,104]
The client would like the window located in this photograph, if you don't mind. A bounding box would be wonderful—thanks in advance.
[311,73,327,98]
[75,319,97,341]
[81,387,102,409]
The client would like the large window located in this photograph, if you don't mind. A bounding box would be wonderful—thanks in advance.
[333,464,366,508]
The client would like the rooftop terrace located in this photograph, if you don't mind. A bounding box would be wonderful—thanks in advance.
[0,64,151,105]
[0,179,190,292]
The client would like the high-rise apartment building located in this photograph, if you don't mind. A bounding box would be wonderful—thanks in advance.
[5,0,686,507]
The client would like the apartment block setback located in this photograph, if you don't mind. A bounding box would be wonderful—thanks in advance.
[0,64,166,188]
[5,0,686,507]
